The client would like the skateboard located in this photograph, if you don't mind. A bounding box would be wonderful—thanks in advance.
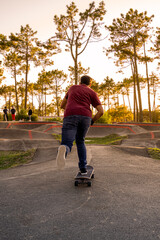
[74,165,94,187]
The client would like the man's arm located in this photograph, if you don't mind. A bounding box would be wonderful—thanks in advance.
[61,97,67,109]
[91,105,104,124]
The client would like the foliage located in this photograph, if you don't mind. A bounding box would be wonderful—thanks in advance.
[142,109,160,123]
[85,134,127,145]
[15,109,28,120]
[148,148,160,160]
[45,117,62,122]
[0,113,3,121]
[52,133,127,145]
[14,109,38,121]
[53,1,106,83]
[96,111,112,124]
[106,9,154,122]
[30,113,38,121]
[0,149,36,169]
[109,105,133,122]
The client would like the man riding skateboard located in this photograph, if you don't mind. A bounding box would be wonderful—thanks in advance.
[56,75,103,174]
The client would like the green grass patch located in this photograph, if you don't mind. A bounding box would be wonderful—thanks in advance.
[52,133,127,145]
[85,134,127,145]
[0,149,36,170]
[52,133,61,142]
[148,148,160,160]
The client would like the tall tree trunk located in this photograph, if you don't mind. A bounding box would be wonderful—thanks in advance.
[143,42,151,121]
[42,83,44,116]
[107,92,110,112]
[74,59,78,85]
[45,87,46,117]
[25,53,28,110]
[74,42,78,85]
[127,92,131,112]
[133,39,143,122]
[55,78,59,116]
[32,91,34,109]
[131,61,138,122]
[9,92,11,112]
[14,67,19,114]
[122,94,125,106]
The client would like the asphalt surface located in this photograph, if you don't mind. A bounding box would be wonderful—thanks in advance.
[0,122,160,240]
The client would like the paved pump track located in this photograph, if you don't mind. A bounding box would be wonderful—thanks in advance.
[0,121,160,240]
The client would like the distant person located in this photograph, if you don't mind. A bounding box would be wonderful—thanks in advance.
[56,75,103,174]
[11,106,16,121]
[3,106,8,121]
[28,107,32,121]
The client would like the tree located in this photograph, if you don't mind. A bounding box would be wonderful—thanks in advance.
[17,78,25,109]
[106,9,154,122]
[13,24,40,109]
[150,72,159,112]
[0,84,15,109]
[0,61,5,85]
[99,77,115,111]
[68,62,90,85]
[36,38,60,70]
[47,70,67,116]
[4,33,24,113]
[109,105,133,122]
[36,70,53,116]
[0,34,9,52]
[53,1,106,84]
[153,27,160,66]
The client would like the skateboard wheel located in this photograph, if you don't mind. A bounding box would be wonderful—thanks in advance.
[87,181,91,187]
[91,174,94,179]
[75,181,79,187]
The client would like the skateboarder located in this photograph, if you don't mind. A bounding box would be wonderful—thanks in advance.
[56,75,103,174]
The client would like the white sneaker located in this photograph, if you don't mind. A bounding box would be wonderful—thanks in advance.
[56,145,66,169]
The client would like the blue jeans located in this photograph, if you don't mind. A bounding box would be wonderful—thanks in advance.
[61,115,91,170]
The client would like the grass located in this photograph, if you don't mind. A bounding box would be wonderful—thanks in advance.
[148,148,160,160]
[52,133,127,145]
[0,149,36,170]
[85,134,127,145]
[53,133,62,142]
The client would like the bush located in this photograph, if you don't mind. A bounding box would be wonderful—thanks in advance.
[30,113,38,121]
[44,117,62,122]
[0,113,3,121]
[15,109,28,121]
[96,111,112,124]
[142,109,160,123]
[109,105,133,123]
[15,109,38,121]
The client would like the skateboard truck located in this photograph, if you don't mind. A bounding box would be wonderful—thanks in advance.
[74,165,94,187]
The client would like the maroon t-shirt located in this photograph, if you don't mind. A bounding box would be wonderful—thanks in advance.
[64,84,101,118]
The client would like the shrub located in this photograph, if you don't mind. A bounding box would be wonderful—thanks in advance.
[96,111,112,124]
[30,113,38,121]
[44,117,62,122]
[109,105,133,123]
[142,109,160,123]
[0,113,3,121]
[15,109,28,121]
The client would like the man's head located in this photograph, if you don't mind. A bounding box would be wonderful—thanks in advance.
[80,75,92,86]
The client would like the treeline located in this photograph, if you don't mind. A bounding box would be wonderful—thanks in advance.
[0,2,160,122]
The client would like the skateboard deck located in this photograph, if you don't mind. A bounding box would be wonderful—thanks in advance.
[75,165,94,187]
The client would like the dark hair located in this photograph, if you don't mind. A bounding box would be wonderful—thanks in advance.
[80,75,92,86]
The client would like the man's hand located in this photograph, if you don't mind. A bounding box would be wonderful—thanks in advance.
[91,119,94,125]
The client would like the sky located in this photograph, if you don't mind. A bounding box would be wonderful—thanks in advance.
[0,0,160,108]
